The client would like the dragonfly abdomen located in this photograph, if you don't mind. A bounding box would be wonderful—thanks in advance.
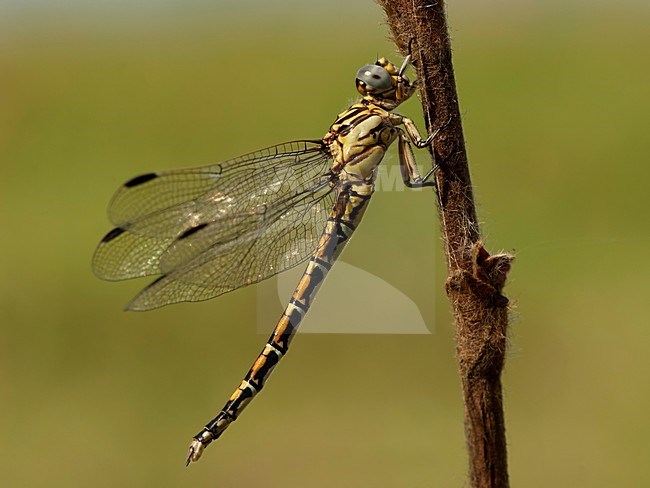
[186,183,372,464]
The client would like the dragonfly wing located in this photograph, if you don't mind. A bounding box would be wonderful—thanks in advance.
[125,182,335,310]
[93,140,332,281]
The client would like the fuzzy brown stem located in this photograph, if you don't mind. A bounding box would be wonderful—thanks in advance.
[375,1,513,486]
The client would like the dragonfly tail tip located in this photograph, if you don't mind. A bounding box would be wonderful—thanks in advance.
[186,438,205,466]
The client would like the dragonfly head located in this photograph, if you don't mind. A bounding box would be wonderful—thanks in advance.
[355,56,416,109]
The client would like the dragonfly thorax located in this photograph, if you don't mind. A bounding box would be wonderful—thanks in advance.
[324,102,399,185]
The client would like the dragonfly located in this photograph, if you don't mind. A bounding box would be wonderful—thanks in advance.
[92,53,444,465]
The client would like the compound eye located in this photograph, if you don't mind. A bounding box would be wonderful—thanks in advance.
[355,64,393,91]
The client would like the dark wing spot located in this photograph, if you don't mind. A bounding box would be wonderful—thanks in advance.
[101,227,126,243]
[178,222,209,240]
[149,274,166,286]
[124,173,158,188]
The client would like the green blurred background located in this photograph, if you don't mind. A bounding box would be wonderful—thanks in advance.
[2,1,649,486]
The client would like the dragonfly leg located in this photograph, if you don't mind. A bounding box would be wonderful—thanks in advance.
[400,115,452,148]
[396,115,453,188]
[398,131,437,188]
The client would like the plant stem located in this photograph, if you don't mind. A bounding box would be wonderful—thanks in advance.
[376,1,513,486]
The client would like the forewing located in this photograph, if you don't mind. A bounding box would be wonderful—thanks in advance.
[93,140,333,282]
[125,181,335,310]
